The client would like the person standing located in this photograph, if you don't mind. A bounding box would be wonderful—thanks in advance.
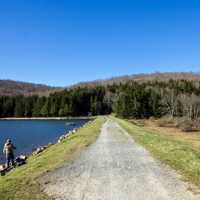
[3,139,16,168]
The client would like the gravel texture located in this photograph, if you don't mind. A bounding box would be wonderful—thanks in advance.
[41,120,200,200]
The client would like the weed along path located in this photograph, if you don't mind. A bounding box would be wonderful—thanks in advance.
[41,120,199,200]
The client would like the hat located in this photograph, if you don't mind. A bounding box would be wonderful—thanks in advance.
[6,139,11,143]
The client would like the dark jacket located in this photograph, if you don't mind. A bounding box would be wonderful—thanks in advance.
[3,142,16,155]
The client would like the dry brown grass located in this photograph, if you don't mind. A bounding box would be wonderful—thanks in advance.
[133,118,200,150]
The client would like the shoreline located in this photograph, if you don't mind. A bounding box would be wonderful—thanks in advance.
[0,117,104,199]
[0,116,94,120]
[0,119,93,165]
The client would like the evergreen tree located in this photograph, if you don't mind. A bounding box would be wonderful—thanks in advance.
[40,100,49,117]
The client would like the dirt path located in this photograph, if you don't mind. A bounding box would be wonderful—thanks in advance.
[41,120,199,200]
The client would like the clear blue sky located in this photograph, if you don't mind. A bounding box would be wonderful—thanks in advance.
[0,0,200,86]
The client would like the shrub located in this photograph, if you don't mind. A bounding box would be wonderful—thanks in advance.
[177,118,200,132]
[157,116,177,128]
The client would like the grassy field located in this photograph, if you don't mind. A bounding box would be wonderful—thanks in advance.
[112,116,200,188]
[0,116,105,200]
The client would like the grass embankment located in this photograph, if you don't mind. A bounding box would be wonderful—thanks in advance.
[112,116,200,188]
[0,116,105,200]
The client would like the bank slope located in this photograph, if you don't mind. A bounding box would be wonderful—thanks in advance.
[0,116,105,200]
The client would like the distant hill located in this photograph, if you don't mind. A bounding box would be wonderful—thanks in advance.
[73,72,200,87]
[0,80,61,96]
[1,72,200,96]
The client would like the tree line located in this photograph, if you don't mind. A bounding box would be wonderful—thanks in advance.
[1,79,200,119]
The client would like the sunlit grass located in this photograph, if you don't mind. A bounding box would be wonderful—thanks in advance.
[112,116,200,187]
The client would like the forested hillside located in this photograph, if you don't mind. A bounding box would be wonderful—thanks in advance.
[1,72,200,96]
[0,80,60,96]
[1,79,200,123]
[74,72,200,87]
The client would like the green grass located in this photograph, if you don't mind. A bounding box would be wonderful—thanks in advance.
[0,116,105,200]
[112,116,200,187]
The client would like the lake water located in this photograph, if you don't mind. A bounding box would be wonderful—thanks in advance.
[0,119,89,163]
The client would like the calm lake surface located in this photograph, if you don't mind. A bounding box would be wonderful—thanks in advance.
[0,119,89,163]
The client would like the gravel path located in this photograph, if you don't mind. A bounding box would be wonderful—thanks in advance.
[41,120,199,200]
